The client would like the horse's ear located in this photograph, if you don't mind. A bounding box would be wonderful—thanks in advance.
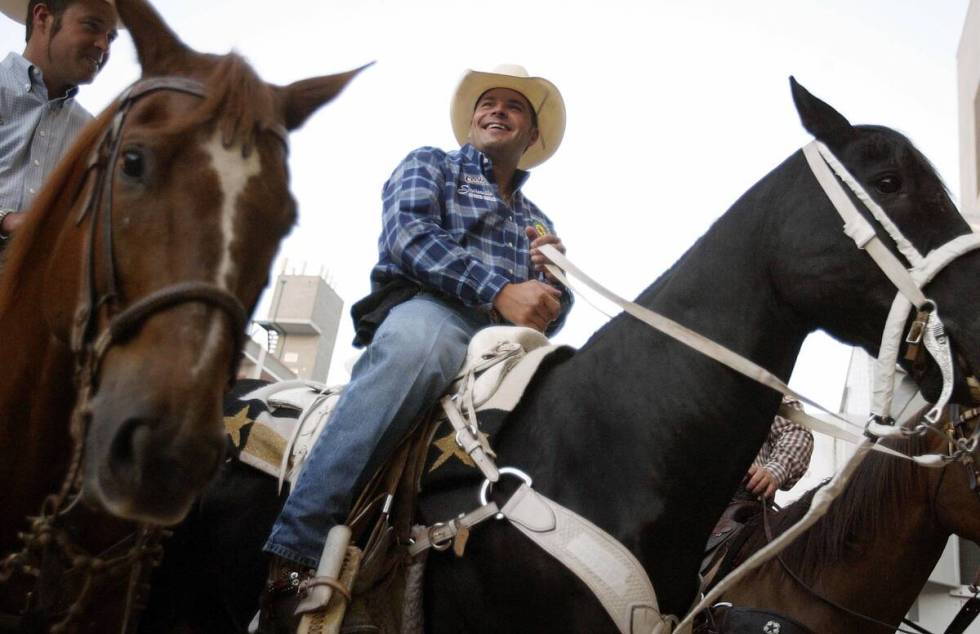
[278,63,373,131]
[115,0,193,76]
[790,76,853,146]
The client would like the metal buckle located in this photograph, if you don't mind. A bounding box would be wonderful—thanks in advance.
[479,466,533,520]
[906,304,934,345]
[427,522,453,552]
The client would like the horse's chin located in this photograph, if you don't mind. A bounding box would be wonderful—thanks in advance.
[80,476,194,526]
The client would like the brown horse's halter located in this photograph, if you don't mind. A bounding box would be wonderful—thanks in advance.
[72,75,252,400]
[0,76,287,633]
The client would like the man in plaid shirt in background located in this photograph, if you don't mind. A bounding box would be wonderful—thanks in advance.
[736,397,814,503]
[259,64,573,630]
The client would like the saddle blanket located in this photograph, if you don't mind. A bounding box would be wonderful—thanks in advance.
[222,326,572,487]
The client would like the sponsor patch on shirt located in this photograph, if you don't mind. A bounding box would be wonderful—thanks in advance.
[457,183,496,201]
[464,174,490,186]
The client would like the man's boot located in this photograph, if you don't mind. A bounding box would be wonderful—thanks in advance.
[255,555,315,634]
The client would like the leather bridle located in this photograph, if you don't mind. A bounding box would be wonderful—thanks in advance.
[72,76,251,402]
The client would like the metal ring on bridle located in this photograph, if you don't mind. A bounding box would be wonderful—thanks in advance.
[479,466,532,520]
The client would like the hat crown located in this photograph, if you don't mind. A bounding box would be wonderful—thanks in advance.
[486,64,531,79]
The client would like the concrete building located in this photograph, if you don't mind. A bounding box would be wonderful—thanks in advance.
[239,269,344,384]
[959,0,980,224]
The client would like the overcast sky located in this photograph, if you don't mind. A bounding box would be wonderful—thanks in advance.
[2,1,971,428]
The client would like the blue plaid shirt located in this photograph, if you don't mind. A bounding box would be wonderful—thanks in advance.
[372,144,572,334]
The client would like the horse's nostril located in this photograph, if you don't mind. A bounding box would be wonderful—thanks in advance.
[108,416,155,483]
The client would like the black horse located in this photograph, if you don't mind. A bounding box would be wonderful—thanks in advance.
[142,80,980,633]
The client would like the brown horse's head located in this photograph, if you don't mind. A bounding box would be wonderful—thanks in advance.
[3,0,366,525]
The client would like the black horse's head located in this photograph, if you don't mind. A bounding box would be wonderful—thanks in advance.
[770,78,980,406]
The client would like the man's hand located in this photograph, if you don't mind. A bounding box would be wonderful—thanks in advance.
[492,280,562,332]
[744,464,778,499]
[0,210,24,238]
[525,226,565,283]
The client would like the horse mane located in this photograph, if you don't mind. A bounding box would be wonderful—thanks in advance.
[743,432,928,579]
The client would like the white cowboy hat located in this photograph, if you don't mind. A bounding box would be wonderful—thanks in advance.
[0,0,118,26]
[450,64,566,170]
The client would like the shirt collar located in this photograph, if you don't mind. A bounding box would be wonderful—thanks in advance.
[459,143,531,194]
[3,51,79,103]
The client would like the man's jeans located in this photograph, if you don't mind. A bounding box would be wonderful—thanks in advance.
[264,293,492,567]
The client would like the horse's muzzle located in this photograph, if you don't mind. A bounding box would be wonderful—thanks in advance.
[82,392,225,525]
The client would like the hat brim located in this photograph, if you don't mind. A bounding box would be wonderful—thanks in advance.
[450,69,565,170]
[1,0,122,29]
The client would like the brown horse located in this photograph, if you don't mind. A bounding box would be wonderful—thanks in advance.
[0,0,365,630]
[714,409,980,634]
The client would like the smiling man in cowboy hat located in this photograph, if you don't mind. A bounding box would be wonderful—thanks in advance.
[0,0,117,241]
[258,64,573,630]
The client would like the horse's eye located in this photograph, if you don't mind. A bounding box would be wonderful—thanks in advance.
[121,150,144,179]
[874,175,901,194]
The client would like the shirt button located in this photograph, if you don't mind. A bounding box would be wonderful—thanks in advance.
[507,242,514,248]
[29,188,36,194]
[32,160,40,166]
[39,130,46,137]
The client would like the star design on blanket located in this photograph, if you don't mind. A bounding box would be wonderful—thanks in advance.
[429,430,491,472]
[224,406,252,447]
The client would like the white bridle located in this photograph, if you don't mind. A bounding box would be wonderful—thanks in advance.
[801,141,980,433]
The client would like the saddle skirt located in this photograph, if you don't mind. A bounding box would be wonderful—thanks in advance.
[224,326,564,490]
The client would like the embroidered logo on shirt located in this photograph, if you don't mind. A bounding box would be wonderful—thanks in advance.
[457,183,496,201]
[464,174,490,186]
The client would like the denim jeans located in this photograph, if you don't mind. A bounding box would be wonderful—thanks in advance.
[264,293,492,567]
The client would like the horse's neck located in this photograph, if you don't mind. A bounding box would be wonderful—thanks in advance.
[0,207,81,553]
[504,204,808,614]
[567,202,806,479]
[803,481,948,629]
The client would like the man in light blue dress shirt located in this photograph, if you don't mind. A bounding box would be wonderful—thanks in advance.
[0,0,117,242]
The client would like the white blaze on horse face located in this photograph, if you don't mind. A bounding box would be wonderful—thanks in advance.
[203,132,261,288]
[192,133,261,378]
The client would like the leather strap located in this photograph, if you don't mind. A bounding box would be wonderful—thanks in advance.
[539,243,858,434]
[499,484,674,634]
[441,394,499,482]
[407,502,500,557]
